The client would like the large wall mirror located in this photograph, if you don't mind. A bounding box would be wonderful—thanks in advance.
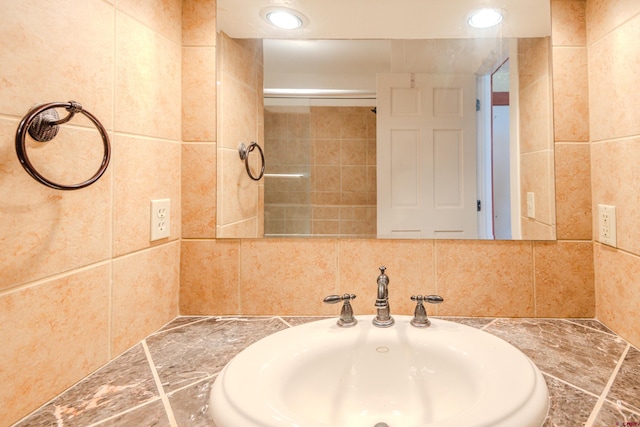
[216,0,554,241]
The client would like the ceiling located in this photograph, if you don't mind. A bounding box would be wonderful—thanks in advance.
[217,0,551,40]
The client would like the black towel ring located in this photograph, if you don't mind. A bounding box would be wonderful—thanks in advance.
[238,142,265,181]
[15,101,111,191]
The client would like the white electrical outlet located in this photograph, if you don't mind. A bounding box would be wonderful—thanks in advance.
[598,204,616,247]
[150,199,170,241]
[526,192,535,218]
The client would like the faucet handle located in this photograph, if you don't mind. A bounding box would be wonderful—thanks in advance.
[323,294,356,304]
[323,294,357,327]
[410,295,444,328]
[424,295,444,304]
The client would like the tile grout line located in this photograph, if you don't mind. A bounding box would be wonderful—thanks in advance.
[0,260,113,297]
[148,316,211,337]
[166,372,220,397]
[86,397,164,427]
[278,316,294,328]
[584,343,631,427]
[335,239,340,297]
[480,318,499,330]
[433,241,439,315]
[541,371,601,400]
[109,0,117,364]
[532,241,537,317]
[563,319,619,338]
[141,339,179,427]
[237,240,243,315]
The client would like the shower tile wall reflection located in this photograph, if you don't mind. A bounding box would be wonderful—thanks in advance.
[264,107,313,235]
[264,106,377,237]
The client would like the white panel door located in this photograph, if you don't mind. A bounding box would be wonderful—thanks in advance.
[377,73,478,239]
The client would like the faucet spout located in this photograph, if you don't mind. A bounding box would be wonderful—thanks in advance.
[376,283,386,303]
[373,266,394,327]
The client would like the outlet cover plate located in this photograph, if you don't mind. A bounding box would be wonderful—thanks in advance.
[598,204,616,247]
[526,192,535,218]
[150,199,170,241]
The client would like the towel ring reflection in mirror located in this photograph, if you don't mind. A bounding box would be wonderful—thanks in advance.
[238,142,265,181]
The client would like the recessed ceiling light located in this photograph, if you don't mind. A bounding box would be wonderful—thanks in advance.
[468,9,503,29]
[262,7,307,30]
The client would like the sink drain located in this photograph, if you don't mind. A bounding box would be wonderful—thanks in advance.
[374,423,389,427]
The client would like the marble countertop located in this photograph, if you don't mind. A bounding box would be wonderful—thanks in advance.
[14,316,640,427]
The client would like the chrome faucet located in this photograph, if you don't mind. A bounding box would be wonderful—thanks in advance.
[373,266,394,327]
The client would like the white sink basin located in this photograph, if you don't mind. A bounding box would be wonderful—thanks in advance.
[210,316,549,427]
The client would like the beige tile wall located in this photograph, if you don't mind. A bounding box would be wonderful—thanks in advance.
[0,264,111,426]
[587,0,640,348]
[552,0,593,240]
[182,0,217,238]
[0,1,182,424]
[180,238,595,319]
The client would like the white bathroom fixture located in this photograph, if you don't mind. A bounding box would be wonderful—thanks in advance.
[468,8,503,28]
[261,7,307,30]
[210,315,549,426]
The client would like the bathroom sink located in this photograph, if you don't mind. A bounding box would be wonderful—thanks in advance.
[210,316,549,426]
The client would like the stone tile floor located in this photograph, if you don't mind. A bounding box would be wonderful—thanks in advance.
[12,317,640,427]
